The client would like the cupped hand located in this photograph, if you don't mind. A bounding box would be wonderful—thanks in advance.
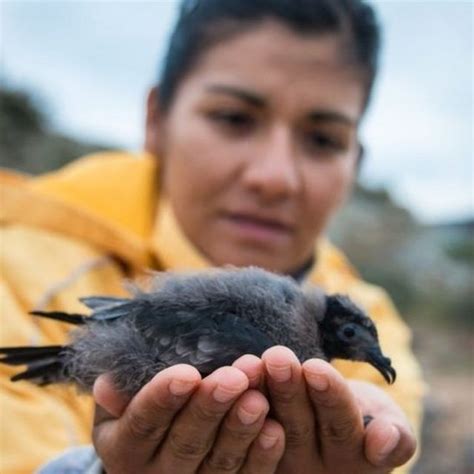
[234,346,416,474]
[347,378,417,469]
[92,364,285,474]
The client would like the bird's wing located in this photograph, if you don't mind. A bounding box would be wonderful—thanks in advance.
[0,345,69,385]
[80,296,130,310]
[23,298,136,327]
[81,297,144,322]
[143,312,275,376]
[29,310,86,325]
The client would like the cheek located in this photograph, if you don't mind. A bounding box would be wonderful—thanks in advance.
[160,120,244,241]
[161,122,229,199]
[301,159,355,230]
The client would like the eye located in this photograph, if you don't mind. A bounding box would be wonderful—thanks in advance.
[303,131,346,155]
[343,326,355,338]
[339,323,358,341]
[207,110,256,135]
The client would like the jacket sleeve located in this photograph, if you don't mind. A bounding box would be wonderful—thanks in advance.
[0,224,126,473]
[333,281,426,474]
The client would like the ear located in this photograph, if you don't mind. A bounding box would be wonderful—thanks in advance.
[340,141,364,204]
[144,86,163,157]
[355,142,365,174]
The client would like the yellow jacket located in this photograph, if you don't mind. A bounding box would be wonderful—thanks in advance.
[0,152,424,473]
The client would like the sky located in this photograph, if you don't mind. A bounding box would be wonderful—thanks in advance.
[0,0,472,223]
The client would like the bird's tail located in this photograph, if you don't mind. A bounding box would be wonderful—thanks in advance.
[0,309,85,385]
[29,309,86,325]
[0,344,71,385]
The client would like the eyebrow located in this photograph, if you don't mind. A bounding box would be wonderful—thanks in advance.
[205,83,356,126]
[308,111,357,127]
[204,84,266,108]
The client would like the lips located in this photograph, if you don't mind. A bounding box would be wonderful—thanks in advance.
[221,212,294,243]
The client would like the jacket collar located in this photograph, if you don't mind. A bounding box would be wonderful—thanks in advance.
[1,151,358,285]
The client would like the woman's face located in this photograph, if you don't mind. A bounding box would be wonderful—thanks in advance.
[149,21,366,274]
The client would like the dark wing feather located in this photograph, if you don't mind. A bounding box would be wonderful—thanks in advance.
[80,296,130,310]
[0,345,64,365]
[30,297,139,325]
[0,345,68,385]
[30,311,86,325]
[11,361,63,384]
[90,299,146,322]
[154,313,275,376]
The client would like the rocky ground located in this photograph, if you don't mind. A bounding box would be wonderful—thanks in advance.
[411,326,473,474]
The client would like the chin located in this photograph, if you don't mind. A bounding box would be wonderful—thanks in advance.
[211,245,297,274]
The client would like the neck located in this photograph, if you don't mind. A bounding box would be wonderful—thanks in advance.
[289,256,315,283]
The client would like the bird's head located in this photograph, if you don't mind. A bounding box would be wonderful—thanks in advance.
[319,294,396,384]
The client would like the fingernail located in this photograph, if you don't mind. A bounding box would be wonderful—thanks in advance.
[363,414,374,428]
[169,379,196,396]
[306,373,328,391]
[259,432,278,449]
[213,385,240,403]
[237,406,262,425]
[377,425,400,460]
[267,364,292,383]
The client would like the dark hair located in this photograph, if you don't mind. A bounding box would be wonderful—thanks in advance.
[158,0,381,113]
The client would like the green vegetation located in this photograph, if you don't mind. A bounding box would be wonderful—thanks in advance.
[446,238,474,263]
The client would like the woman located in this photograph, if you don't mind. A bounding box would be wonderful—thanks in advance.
[0,0,423,472]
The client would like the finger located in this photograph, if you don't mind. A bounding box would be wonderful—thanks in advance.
[232,354,265,390]
[241,419,285,474]
[93,364,201,470]
[303,359,364,466]
[365,418,417,468]
[156,366,249,473]
[93,373,131,420]
[347,379,417,468]
[363,415,374,428]
[201,390,269,473]
[262,346,318,467]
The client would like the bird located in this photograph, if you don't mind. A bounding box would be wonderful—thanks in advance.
[0,267,396,395]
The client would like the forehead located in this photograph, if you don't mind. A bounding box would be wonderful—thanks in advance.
[177,20,366,120]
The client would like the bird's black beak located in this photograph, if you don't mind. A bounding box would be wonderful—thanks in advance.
[367,349,396,384]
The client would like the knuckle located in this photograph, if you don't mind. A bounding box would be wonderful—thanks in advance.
[169,430,211,460]
[230,427,256,443]
[124,411,162,442]
[269,386,298,404]
[317,395,340,409]
[284,423,312,448]
[223,419,258,442]
[206,452,245,472]
[193,403,224,424]
[309,387,340,408]
[320,418,358,444]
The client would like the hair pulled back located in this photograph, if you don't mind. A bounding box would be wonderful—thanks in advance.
[159,0,381,113]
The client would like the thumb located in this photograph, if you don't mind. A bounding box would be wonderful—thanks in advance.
[93,373,131,420]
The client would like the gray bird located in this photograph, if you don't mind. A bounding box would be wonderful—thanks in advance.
[0,267,396,395]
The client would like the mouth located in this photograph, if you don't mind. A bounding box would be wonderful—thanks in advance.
[222,212,294,243]
[368,350,397,384]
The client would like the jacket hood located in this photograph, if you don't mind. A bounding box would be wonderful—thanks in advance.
[0,152,158,267]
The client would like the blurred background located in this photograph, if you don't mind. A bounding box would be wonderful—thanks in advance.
[0,1,472,472]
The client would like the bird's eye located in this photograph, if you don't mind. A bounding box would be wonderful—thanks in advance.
[343,326,356,339]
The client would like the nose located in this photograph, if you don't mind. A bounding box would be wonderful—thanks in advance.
[241,124,300,201]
